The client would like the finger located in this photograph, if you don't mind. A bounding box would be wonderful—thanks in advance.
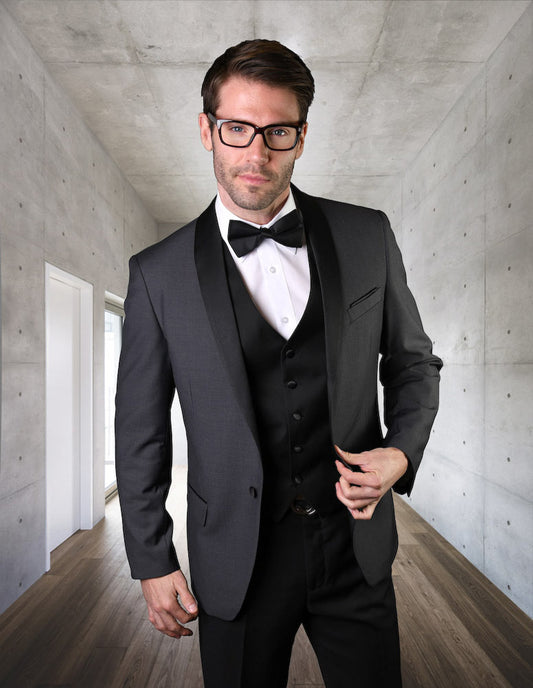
[335,481,370,511]
[335,461,383,492]
[338,474,380,502]
[150,609,193,638]
[348,501,377,521]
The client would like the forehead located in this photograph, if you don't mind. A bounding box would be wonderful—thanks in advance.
[216,76,300,124]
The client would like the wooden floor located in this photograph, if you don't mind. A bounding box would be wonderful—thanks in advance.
[0,467,531,688]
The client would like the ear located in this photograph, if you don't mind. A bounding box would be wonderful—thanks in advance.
[294,121,308,161]
[198,113,213,152]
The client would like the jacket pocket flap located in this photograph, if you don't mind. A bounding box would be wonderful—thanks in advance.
[347,287,382,323]
[187,484,208,527]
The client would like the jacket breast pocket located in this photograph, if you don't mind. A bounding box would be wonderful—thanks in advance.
[347,287,382,323]
[187,483,208,527]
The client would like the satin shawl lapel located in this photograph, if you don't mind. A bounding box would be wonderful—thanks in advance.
[293,187,342,421]
[194,201,258,442]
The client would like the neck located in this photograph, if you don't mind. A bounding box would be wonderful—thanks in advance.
[218,187,290,225]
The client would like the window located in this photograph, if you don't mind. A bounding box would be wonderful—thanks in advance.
[104,298,124,499]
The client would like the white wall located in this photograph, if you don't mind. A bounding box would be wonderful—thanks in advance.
[397,5,533,617]
[0,4,158,614]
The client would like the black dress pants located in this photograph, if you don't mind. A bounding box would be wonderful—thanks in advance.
[199,504,402,688]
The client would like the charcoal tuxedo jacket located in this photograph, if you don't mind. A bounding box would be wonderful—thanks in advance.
[115,185,442,621]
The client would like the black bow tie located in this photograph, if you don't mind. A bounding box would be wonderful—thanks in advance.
[228,209,304,257]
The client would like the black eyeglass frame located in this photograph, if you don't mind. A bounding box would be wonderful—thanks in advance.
[207,112,304,151]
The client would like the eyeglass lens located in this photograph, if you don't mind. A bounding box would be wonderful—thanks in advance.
[219,121,298,150]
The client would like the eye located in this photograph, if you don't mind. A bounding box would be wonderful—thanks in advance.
[268,127,290,137]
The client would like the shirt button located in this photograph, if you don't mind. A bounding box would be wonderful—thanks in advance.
[269,266,276,273]
[281,316,289,324]
[287,380,297,389]
[249,486,258,498]
[293,445,303,453]
[292,412,302,421]
[293,474,303,486]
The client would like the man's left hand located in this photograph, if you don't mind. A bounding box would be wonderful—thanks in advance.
[334,445,408,520]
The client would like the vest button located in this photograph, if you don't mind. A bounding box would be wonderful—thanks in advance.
[293,445,303,453]
[292,474,303,485]
[285,349,295,358]
[287,380,297,389]
[249,486,258,498]
[292,412,302,421]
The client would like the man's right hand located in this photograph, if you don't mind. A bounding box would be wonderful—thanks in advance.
[141,569,198,639]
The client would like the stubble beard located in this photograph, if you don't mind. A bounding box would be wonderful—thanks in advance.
[213,153,295,212]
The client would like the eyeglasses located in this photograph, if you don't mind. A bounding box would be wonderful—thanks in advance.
[207,113,303,151]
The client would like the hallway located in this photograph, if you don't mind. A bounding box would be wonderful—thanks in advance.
[0,468,530,688]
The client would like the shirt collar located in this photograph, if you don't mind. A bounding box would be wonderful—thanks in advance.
[216,191,299,262]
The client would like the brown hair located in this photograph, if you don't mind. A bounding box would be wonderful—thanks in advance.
[201,39,314,122]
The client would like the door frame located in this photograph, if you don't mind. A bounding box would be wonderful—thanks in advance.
[45,263,93,569]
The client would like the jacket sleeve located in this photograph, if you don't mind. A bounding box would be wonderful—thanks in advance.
[115,255,179,579]
[377,211,443,495]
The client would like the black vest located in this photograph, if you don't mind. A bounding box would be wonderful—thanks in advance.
[223,241,340,520]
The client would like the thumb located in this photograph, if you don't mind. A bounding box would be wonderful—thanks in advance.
[334,444,348,460]
[334,444,355,464]
[174,570,198,614]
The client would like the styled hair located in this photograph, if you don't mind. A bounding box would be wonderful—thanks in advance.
[201,39,315,122]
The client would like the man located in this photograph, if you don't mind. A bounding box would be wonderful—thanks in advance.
[115,39,442,688]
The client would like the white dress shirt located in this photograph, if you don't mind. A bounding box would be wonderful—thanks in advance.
[216,192,311,340]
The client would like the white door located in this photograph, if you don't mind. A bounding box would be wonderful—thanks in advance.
[45,265,93,568]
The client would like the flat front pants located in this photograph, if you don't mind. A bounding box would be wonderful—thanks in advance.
[198,503,402,688]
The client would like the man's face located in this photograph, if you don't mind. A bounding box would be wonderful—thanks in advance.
[199,76,307,223]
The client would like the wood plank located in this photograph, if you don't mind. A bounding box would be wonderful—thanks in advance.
[0,472,531,688]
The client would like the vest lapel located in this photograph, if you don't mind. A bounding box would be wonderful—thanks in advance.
[292,186,343,438]
[194,200,259,443]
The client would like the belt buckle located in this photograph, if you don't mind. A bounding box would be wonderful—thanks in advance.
[291,499,318,517]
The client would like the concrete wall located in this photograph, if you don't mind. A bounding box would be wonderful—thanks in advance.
[397,5,532,617]
[0,4,158,614]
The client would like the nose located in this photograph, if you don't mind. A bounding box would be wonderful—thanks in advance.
[245,132,270,163]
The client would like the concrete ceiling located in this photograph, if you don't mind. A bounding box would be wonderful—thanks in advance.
[4,0,530,225]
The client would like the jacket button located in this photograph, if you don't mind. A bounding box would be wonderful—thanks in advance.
[293,445,303,453]
[287,380,297,389]
[249,486,258,498]
[285,349,295,358]
[293,474,303,486]
[292,411,302,421]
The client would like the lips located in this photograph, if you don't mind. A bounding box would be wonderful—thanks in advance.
[239,173,270,185]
